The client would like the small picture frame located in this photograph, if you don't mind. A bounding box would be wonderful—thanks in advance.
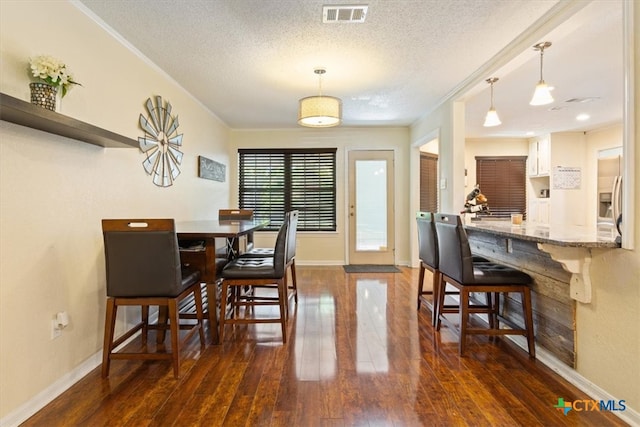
[198,156,226,182]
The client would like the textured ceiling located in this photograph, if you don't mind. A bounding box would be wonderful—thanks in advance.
[75,0,622,137]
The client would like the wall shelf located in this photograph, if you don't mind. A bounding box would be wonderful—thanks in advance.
[0,93,137,148]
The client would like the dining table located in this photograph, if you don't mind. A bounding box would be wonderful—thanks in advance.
[175,218,270,343]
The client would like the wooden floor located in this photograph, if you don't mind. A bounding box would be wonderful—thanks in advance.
[23,266,627,426]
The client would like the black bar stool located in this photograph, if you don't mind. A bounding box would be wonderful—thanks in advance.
[434,213,536,358]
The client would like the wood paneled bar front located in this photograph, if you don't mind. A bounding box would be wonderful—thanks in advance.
[463,219,620,368]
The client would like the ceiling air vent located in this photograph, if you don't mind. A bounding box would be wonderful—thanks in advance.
[565,97,601,104]
[323,5,368,23]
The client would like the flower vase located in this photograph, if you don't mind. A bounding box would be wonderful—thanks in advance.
[29,82,57,111]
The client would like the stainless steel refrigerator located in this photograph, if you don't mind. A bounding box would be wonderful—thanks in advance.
[597,148,623,236]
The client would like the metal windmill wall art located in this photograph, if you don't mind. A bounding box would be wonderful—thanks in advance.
[138,96,183,187]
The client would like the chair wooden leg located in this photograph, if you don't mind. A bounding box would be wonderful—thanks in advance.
[431,270,441,327]
[219,281,229,343]
[290,260,298,303]
[522,287,536,359]
[493,292,501,329]
[102,298,117,378]
[417,264,425,310]
[168,300,180,378]
[206,282,220,345]
[283,275,290,320]
[459,291,470,356]
[278,279,287,343]
[193,286,205,347]
[435,276,447,331]
[141,305,149,346]
[486,292,495,329]
[157,306,168,345]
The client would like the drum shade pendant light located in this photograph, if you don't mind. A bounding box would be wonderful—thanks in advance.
[298,68,342,127]
[483,77,501,127]
[530,41,554,106]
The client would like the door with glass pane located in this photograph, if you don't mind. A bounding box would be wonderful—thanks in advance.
[348,150,395,265]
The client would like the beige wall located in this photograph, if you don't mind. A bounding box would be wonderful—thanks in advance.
[228,127,411,265]
[0,1,230,419]
[1,0,638,424]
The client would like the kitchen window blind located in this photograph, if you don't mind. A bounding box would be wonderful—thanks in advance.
[476,156,527,219]
[238,148,337,231]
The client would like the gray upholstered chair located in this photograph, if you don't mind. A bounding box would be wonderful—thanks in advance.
[101,219,205,378]
[218,217,290,343]
[434,213,535,358]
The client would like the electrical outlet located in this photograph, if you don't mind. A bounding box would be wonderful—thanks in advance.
[51,320,62,339]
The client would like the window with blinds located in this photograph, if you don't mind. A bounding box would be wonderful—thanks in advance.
[476,156,527,218]
[238,148,337,231]
[420,153,438,213]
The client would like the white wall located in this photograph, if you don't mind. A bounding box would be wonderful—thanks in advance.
[0,1,230,420]
[228,127,411,266]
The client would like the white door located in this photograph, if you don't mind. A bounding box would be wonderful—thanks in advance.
[348,150,395,265]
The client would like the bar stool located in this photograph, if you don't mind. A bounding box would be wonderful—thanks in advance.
[241,210,299,303]
[218,218,290,343]
[101,219,205,378]
[434,213,536,358]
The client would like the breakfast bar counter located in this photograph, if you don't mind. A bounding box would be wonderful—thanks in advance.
[464,219,621,248]
[461,219,620,367]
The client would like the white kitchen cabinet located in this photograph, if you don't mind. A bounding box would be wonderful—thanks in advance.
[529,198,550,225]
[537,137,550,175]
[528,135,550,176]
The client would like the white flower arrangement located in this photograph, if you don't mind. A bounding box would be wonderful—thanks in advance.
[29,55,81,98]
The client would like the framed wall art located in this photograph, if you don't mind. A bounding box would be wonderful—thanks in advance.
[198,156,226,182]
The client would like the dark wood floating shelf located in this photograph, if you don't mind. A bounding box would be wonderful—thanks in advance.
[0,93,137,148]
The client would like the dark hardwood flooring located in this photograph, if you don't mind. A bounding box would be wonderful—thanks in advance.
[23,266,627,426]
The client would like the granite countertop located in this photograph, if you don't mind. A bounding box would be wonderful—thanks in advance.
[464,219,621,248]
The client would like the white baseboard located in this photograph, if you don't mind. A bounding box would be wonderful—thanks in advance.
[508,336,639,426]
[0,351,102,427]
[1,310,151,427]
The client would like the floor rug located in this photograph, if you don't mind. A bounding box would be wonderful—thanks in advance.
[343,265,400,273]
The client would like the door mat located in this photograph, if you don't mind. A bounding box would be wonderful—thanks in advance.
[343,265,400,273]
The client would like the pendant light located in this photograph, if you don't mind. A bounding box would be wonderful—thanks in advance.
[530,41,554,106]
[298,68,342,127]
[483,77,501,127]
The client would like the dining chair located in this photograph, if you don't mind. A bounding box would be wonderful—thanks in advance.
[101,219,205,378]
[434,213,536,358]
[241,210,299,302]
[218,218,290,343]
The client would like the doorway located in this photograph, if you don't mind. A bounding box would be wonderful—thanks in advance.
[347,150,395,265]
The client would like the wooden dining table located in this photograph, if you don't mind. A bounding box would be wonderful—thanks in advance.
[176,219,270,343]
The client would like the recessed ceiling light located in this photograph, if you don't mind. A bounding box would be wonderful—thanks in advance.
[576,113,590,121]
[526,131,535,136]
